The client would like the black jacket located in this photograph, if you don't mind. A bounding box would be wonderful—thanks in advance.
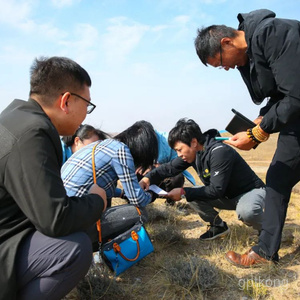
[237,9,300,133]
[146,129,264,201]
[0,99,105,300]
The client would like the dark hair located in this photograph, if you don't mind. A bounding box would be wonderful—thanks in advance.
[62,124,110,147]
[194,25,237,66]
[168,118,204,148]
[114,120,158,173]
[30,56,91,105]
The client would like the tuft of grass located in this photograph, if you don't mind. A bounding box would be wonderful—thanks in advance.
[146,202,185,223]
[242,279,268,299]
[164,255,219,291]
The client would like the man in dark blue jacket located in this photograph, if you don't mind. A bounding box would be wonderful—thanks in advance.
[194,9,300,266]
[140,118,265,240]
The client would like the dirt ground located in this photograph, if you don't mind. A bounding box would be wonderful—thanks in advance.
[66,133,300,300]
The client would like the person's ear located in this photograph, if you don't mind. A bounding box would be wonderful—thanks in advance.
[220,37,233,48]
[60,92,71,114]
[74,136,81,147]
[191,138,198,148]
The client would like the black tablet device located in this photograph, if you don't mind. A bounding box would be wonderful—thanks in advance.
[225,109,256,135]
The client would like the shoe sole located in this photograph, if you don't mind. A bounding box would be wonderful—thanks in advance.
[200,228,230,241]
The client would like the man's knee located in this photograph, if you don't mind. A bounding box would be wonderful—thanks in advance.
[236,201,264,230]
[69,232,93,274]
[16,231,93,300]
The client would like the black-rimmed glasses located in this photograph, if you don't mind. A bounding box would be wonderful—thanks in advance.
[218,43,225,69]
[62,92,96,114]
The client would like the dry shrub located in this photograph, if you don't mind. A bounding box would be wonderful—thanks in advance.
[146,201,185,223]
[164,255,219,291]
[294,229,300,248]
[149,222,186,246]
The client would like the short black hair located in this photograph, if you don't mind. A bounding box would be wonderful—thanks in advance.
[30,56,91,105]
[168,118,204,148]
[194,25,237,65]
[114,120,158,173]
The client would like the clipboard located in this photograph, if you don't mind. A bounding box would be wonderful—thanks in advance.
[225,109,256,135]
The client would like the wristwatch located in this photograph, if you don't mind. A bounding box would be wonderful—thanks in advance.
[180,187,186,199]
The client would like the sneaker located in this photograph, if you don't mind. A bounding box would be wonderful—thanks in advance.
[200,222,230,240]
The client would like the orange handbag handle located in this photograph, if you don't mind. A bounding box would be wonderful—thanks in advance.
[91,142,142,245]
[91,142,102,243]
[112,230,140,261]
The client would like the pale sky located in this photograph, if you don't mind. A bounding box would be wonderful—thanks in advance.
[0,0,299,133]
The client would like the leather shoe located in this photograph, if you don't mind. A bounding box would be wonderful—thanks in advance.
[225,249,269,268]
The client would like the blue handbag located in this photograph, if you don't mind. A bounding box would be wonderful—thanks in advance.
[102,222,154,276]
[91,142,154,276]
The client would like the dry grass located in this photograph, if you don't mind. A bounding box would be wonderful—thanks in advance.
[65,135,300,300]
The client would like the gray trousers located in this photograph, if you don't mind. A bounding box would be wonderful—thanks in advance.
[188,187,266,230]
[16,230,93,300]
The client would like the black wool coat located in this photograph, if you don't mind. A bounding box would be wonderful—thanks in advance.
[237,9,300,133]
[0,99,104,300]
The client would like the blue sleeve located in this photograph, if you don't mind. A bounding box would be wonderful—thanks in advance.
[61,140,73,164]
[182,170,196,185]
[111,145,152,207]
[114,188,122,197]
[156,131,175,163]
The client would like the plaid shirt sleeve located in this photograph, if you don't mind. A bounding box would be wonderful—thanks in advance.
[112,144,152,207]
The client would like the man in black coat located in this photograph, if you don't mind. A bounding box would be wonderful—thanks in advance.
[140,118,265,240]
[0,56,107,299]
[194,9,300,267]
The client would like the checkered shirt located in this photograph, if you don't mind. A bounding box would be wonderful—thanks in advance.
[61,139,152,207]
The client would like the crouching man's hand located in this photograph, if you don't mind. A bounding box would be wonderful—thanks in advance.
[88,183,107,212]
[167,187,185,202]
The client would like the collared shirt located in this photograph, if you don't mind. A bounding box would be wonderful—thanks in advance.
[61,139,152,207]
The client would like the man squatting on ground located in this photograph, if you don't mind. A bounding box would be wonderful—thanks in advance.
[0,56,107,300]
[194,9,300,267]
[140,118,265,240]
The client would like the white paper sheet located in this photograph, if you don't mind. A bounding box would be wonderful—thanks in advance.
[149,184,168,196]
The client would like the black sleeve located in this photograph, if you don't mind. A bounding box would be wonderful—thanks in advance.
[5,127,105,237]
[259,97,279,116]
[145,156,191,185]
[256,20,300,133]
[185,146,234,201]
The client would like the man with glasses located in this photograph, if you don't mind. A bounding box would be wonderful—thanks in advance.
[0,56,107,299]
[194,9,300,267]
[64,92,96,114]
